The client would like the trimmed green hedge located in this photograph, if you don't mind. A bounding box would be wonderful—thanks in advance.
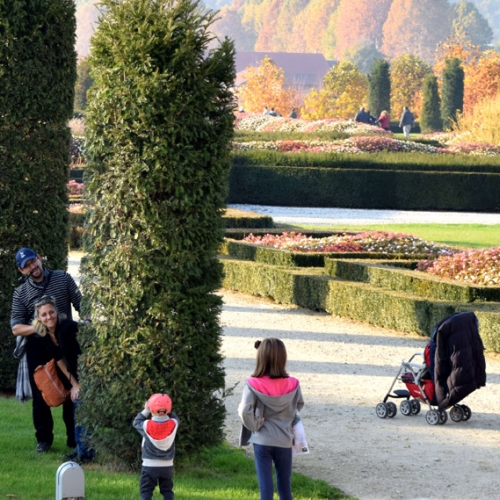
[221,256,500,350]
[221,239,432,267]
[227,164,500,211]
[325,259,500,303]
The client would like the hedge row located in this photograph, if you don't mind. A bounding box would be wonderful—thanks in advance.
[231,150,500,173]
[221,256,500,352]
[227,165,500,211]
[221,239,428,267]
[325,259,500,303]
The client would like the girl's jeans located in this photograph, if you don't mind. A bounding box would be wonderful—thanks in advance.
[253,443,293,500]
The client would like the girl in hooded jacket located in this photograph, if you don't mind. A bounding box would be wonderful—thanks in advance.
[238,338,304,500]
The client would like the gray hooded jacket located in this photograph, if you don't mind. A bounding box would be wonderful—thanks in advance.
[238,380,304,448]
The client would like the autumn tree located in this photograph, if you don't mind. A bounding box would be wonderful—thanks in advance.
[382,0,453,62]
[420,74,442,133]
[433,35,481,77]
[390,54,433,118]
[463,50,500,114]
[368,59,391,117]
[332,0,392,59]
[289,0,340,53]
[441,58,464,130]
[451,1,493,49]
[211,7,256,51]
[238,56,300,114]
[301,61,368,120]
[343,41,384,75]
[271,0,309,52]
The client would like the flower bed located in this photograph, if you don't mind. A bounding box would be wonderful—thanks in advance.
[243,231,452,256]
[233,136,444,154]
[67,179,84,197]
[418,247,500,286]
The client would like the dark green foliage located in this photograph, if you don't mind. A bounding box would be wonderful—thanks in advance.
[441,58,464,131]
[0,0,76,390]
[74,57,93,113]
[228,164,500,212]
[420,74,443,133]
[79,0,235,465]
[368,59,391,117]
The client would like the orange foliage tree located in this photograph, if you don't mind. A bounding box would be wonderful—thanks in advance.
[301,61,368,120]
[463,50,500,115]
[237,56,301,114]
[390,54,433,118]
[290,0,340,53]
[434,35,481,77]
[332,0,392,59]
[382,0,452,62]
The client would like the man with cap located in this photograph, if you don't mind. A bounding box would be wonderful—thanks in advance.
[11,247,82,453]
[133,393,180,500]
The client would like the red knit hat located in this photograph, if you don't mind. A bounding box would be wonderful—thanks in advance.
[148,393,172,414]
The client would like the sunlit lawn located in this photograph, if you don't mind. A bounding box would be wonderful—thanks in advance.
[0,396,355,500]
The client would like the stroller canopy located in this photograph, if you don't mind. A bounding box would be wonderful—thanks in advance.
[432,312,486,410]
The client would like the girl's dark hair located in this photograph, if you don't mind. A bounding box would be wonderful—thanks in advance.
[251,338,289,379]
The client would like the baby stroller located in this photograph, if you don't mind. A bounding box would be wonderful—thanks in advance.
[375,312,486,425]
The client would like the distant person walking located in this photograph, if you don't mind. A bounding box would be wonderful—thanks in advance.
[354,106,371,124]
[289,108,297,119]
[376,110,391,131]
[399,106,414,137]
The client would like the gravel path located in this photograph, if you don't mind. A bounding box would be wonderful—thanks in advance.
[220,290,500,500]
[228,204,500,226]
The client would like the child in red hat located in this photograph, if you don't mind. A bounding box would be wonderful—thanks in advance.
[133,393,179,500]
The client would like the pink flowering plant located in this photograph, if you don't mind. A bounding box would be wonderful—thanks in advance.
[418,247,500,286]
[243,231,452,256]
[67,179,84,197]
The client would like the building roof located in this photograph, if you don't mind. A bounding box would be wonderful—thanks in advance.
[235,52,333,91]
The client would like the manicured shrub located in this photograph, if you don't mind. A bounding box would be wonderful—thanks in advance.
[79,0,235,465]
[368,59,391,117]
[441,58,464,131]
[420,74,443,133]
[0,0,76,390]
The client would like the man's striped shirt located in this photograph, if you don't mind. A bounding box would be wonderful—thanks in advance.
[10,269,81,327]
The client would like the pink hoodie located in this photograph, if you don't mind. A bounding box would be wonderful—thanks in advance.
[247,375,299,396]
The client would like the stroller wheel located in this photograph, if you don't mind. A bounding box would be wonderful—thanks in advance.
[460,405,472,421]
[376,403,388,418]
[400,400,412,416]
[425,410,440,425]
[450,405,464,422]
[438,410,448,425]
[410,399,421,415]
[386,402,397,418]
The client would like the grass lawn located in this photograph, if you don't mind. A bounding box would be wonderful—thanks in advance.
[292,223,500,250]
[0,396,354,500]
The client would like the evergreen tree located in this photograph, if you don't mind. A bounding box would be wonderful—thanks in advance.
[420,74,443,133]
[0,0,76,390]
[441,57,464,130]
[368,59,391,117]
[79,0,235,464]
[74,57,93,114]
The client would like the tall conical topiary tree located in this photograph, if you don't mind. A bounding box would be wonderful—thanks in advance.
[0,0,76,390]
[368,59,391,117]
[420,74,443,133]
[441,57,464,131]
[79,0,236,465]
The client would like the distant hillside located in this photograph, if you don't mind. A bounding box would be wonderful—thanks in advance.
[74,0,499,58]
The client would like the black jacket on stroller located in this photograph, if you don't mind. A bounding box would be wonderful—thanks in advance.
[430,312,486,410]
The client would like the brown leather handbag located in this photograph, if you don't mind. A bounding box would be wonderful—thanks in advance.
[33,359,70,407]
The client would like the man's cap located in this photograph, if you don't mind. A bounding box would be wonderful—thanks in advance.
[148,393,172,414]
[16,248,37,268]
